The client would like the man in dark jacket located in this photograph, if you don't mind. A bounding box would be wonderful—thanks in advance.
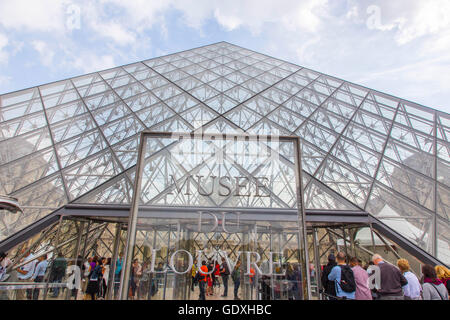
[371,254,407,300]
[50,252,67,298]
[321,254,337,299]
[220,257,230,297]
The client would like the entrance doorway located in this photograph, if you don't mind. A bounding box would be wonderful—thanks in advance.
[129,212,305,301]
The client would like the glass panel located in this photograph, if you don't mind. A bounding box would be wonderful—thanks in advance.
[376,157,435,210]
[0,127,53,165]
[0,147,59,194]
[121,132,309,300]
[437,217,450,265]
[437,184,450,220]
[366,183,434,252]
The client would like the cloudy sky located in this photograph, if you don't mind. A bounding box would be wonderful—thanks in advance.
[0,0,449,113]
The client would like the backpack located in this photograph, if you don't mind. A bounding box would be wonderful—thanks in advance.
[338,265,356,293]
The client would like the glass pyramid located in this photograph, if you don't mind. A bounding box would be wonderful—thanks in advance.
[0,41,448,264]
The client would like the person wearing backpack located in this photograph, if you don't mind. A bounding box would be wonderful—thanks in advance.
[327,251,356,300]
[231,260,241,300]
[349,256,372,300]
[49,252,67,298]
[220,257,230,298]
[371,254,407,300]
[421,264,449,300]
[85,257,102,300]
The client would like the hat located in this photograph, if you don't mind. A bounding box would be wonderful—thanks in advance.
[327,254,336,262]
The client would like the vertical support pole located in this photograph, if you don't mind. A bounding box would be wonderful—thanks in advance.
[369,223,376,256]
[163,226,171,301]
[120,133,147,300]
[107,223,122,300]
[149,229,157,300]
[54,215,65,250]
[433,111,438,257]
[293,137,311,300]
[312,228,322,300]
[349,228,356,258]
[43,215,64,300]
[64,221,85,300]
[342,227,348,259]
[81,221,91,259]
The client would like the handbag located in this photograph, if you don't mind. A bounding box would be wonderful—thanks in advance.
[430,283,445,300]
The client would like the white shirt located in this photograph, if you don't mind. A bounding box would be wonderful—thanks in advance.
[84,261,91,277]
[18,253,37,280]
[103,265,110,284]
[403,271,422,299]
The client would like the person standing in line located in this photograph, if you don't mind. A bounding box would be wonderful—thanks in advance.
[85,257,102,300]
[206,260,214,296]
[220,257,230,298]
[191,259,198,292]
[397,259,421,300]
[16,249,37,300]
[31,254,48,300]
[231,260,241,300]
[198,260,208,300]
[214,260,221,290]
[349,257,372,300]
[0,251,12,300]
[49,252,67,298]
[421,264,449,300]
[327,252,356,300]
[153,262,164,296]
[99,257,109,300]
[90,256,98,272]
[321,254,337,300]
[82,257,92,294]
[435,265,450,295]
[129,259,142,300]
[114,253,123,299]
[371,254,407,300]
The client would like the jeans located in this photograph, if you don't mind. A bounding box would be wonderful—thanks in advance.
[199,281,206,300]
[191,276,195,291]
[221,275,229,296]
[234,280,240,298]
[33,276,44,300]
[52,276,63,297]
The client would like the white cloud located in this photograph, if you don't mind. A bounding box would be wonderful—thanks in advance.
[350,0,450,45]
[91,21,137,46]
[182,0,329,34]
[71,53,116,74]
[0,0,448,112]
[0,33,8,64]
[0,75,11,88]
[32,40,55,67]
[0,0,68,33]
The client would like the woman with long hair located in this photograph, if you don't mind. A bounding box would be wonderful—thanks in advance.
[435,265,450,295]
[421,264,449,300]
[85,257,103,300]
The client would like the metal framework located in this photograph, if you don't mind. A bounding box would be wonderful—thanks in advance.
[0,41,448,267]
[117,131,310,299]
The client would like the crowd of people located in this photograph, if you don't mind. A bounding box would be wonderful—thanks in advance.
[320,252,450,300]
[2,247,449,301]
[0,249,118,300]
[192,257,233,300]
